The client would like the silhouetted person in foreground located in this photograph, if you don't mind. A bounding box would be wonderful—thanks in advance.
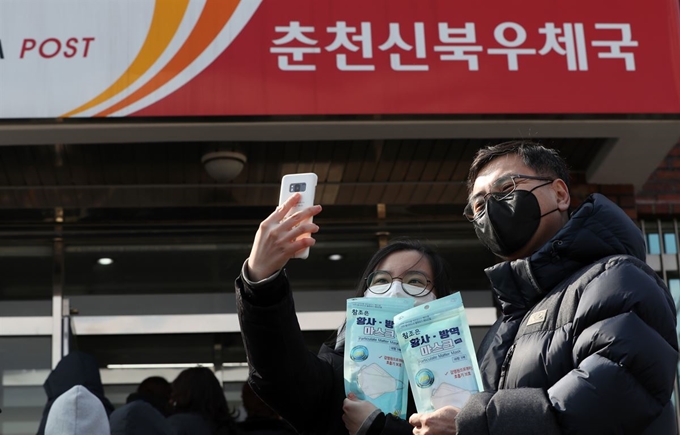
[44,385,110,435]
[168,367,241,435]
[110,400,174,435]
[126,376,173,417]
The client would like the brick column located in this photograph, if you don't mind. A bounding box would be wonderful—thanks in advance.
[636,141,680,217]
[569,174,637,220]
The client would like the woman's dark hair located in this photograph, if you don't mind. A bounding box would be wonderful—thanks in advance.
[172,367,238,434]
[353,239,453,299]
[132,376,172,416]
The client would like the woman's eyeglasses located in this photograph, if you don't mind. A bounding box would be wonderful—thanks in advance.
[365,270,433,297]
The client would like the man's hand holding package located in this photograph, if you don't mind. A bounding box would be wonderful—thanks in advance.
[410,406,460,435]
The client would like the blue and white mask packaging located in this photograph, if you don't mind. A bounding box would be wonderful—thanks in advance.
[344,297,415,419]
[394,292,483,412]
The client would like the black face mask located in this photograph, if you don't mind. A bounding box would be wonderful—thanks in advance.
[472,182,558,258]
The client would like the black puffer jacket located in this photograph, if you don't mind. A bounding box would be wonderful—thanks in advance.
[236,272,416,435]
[457,194,679,435]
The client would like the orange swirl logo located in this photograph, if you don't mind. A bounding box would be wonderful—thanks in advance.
[61,0,252,118]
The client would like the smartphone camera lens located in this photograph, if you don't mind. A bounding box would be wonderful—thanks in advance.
[289,183,306,193]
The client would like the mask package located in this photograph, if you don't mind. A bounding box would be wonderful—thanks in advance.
[344,297,415,419]
[394,292,483,412]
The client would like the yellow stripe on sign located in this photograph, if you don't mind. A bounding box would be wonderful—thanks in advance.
[95,0,241,117]
[61,0,190,118]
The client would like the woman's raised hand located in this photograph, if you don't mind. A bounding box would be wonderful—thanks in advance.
[246,193,322,281]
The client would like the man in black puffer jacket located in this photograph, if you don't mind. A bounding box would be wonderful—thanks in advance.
[410,141,678,435]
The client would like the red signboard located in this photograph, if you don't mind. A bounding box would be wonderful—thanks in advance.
[133,0,680,116]
[3,0,679,117]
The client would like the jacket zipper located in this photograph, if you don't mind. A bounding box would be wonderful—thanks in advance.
[498,343,516,390]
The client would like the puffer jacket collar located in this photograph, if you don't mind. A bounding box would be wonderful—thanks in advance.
[485,193,646,315]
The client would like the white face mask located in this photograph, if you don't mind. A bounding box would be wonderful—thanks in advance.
[431,383,472,410]
[364,281,436,306]
[357,363,405,399]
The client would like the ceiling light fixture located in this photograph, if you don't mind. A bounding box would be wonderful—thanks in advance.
[106,363,214,370]
[328,254,343,261]
[97,258,114,266]
[201,151,247,183]
[105,362,249,370]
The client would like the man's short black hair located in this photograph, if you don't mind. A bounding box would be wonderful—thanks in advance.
[466,140,571,194]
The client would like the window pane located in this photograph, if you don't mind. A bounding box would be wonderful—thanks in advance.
[648,233,661,255]
[668,278,680,406]
[0,337,51,435]
[0,244,53,316]
[664,233,678,255]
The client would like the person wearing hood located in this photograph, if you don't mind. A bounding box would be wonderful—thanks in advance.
[110,400,175,435]
[36,351,115,435]
[236,191,454,435]
[44,385,110,435]
[410,141,679,434]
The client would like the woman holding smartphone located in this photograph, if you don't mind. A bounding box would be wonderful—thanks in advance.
[236,193,453,435]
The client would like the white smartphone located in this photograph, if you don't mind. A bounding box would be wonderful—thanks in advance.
[278,172,318,259]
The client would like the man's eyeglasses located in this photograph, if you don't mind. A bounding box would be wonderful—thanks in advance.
[464,174,554,222]
[365,270,433,297]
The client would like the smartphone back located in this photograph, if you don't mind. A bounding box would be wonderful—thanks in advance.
[278,173,318,259]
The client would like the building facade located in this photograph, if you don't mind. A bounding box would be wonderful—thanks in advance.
[0,0,679,433]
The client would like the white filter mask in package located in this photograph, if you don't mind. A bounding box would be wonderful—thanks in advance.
[357,363,404,399]
[344,297,415,419]
[394,292,483,413]
[430,382,471,409]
